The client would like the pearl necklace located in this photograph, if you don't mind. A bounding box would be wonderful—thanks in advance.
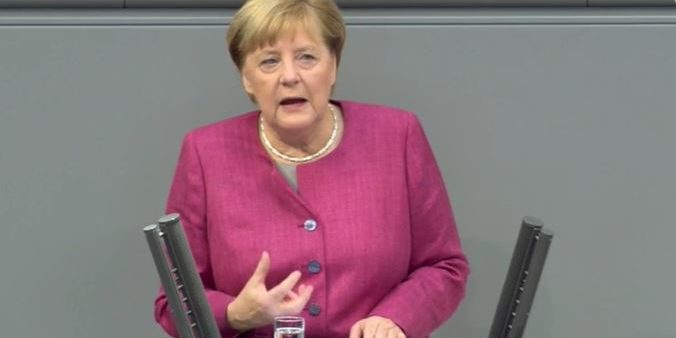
[259,104,338,164]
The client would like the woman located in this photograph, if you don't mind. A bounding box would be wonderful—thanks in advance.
[154,0,469,337]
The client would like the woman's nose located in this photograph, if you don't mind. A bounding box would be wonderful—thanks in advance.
[279,61,300,86]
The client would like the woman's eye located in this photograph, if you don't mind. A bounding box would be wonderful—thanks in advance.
[260,58,278,68]
[298,54,317,66]
[300,54,316,61]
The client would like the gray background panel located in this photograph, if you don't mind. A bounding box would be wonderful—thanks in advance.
[3,1,676,8]
[124,0,243,8]
[589,0,675,5]
[0,0,121,8]
[1,9,676,338]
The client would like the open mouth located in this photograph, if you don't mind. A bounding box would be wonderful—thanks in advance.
[280,97,308,106]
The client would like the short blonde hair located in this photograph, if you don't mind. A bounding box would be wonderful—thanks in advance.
[227,0,346,71]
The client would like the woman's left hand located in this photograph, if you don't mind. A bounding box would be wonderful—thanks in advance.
[349,315,406,338]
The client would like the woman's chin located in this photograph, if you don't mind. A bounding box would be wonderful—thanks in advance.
[274,107,318,131]
[276,119,315,133]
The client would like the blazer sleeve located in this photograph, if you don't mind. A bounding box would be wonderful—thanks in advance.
[153,132,243,338]
[369,114,470,338]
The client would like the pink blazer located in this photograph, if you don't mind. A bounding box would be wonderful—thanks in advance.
[155,100,469,338]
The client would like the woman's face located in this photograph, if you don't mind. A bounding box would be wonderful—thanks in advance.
[241,29,337,134]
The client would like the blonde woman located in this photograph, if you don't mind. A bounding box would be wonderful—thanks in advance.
[154,1,468,337]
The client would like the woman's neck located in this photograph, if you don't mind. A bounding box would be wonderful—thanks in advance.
[261,103,343,164]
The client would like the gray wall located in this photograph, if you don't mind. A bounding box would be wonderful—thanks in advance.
[1,8,675,338]
[3,1,675,8]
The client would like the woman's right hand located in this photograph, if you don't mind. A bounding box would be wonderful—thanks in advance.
[226,251,313,332]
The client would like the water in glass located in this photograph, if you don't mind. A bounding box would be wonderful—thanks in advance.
[274,327,304,338]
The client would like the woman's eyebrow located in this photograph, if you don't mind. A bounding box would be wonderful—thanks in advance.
[295,46,317,53]
[254,45,317,56]
[255,50,280,57]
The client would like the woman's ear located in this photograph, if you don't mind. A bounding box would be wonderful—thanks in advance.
[241,72,254,95]
[330,54,338,86]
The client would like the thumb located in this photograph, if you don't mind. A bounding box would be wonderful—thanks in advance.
[249,251,270,285]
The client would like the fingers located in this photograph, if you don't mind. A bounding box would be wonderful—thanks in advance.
[350,317,405,338]
[375,328,387,338]
[349,319,365,338]
[249,251,270,285]
[231,252,319,330]
[279,283,313,314]
[293,284,314,311]
[283,284,309,301]
[387,330,403,338]
[284,290,299,301]
[297,284,312,298]
[363,320,378,338]
[269,270,301,299]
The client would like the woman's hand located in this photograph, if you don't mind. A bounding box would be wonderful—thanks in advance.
[349,316,406,338]
[226,251,313,331]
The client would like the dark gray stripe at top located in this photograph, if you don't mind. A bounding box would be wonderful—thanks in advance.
[2,8,676,25]
[0,0,675,9]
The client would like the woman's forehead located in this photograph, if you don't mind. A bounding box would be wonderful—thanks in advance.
[248,27,325,54]
[247,12,323,49]
[261,31,322,50]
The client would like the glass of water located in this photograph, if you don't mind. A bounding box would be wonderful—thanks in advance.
[274,316,304,338]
